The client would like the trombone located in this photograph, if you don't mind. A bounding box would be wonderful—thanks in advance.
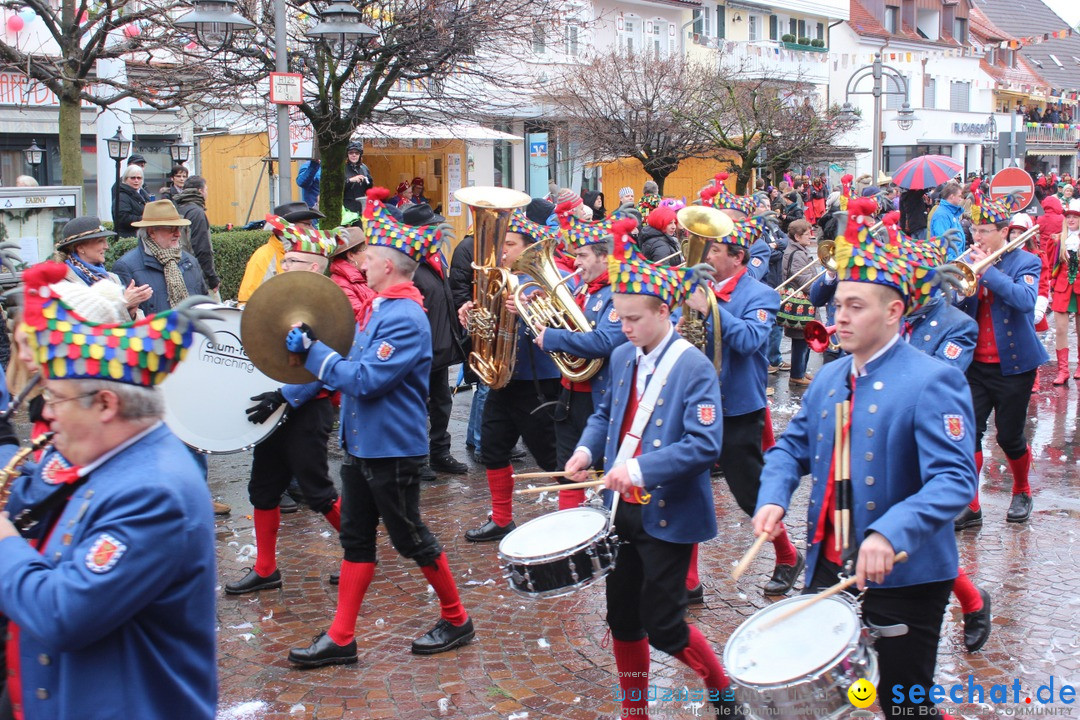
[951,226,1040,296]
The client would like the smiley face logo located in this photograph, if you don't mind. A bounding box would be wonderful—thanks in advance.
[847,678,876,708]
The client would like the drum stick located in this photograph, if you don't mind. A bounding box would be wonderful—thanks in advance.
[834,403,843,553]
[515,479,605,494]
[841,400,851,551]
[760,551,909,630]
[731,533,769,581]
[511,470,601,480]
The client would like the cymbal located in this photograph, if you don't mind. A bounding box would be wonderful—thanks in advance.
[240,271,356,384]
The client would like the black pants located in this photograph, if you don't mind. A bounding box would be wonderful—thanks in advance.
[719,409,766,517]
[554,387,595,469]
[428,365,454,457]
[481,378,559,470]
[249,397,338,513]
[606,502,693,656]
[807,559,953,718]
[967,362,1036,459]
[339,454,442,566]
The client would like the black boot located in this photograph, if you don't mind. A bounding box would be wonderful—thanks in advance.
[954,506,982,530]
[1006,493,1032,523]
[411,618,475,655]
[287,632,358,668]
[763,550,804,596]
[963,589,992,652]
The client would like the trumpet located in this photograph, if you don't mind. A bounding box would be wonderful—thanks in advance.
[676,206,734,374]
[805,321,838,353]
[952,225,1040,297]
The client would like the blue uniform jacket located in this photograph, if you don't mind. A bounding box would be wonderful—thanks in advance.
[577,333,723,544]
[542,283,627,401]
[756,341,977,588]
[906,296,977,372]
[703,271,779,416]
[0,424,217,720]
[748,235,771,281]
[957,248,1048,375]
[281,380,326,407]
[511,276,561,382]
[306,295,432,458]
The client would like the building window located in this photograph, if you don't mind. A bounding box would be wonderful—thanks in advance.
[789,18,797,36]
[885,75,909,110]
[565,24,579,56]
[620,15,640,53]
[884,7,899,34]
[493,123,513,188]
[769,15,778,41]
[817,22,824,40]
[717,5,725,38]
[748,14,762,42]
[924,77,936,109]
[950,81,970,111]
[693,8,705,36]
[532,24,545,53]
[797,19,806,39]
[953,17,967,44]
[883,145,953,173]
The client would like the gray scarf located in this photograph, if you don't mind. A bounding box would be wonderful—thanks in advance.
[142,235,188,307]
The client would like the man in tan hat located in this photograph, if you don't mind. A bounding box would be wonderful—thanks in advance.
[112,199,208,316]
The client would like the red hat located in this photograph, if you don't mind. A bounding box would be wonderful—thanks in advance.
[647,205,677,231]
[411,177,425,188]
[396,181,409,194]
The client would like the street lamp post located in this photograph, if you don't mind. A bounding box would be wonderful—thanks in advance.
[169,141,193,166]
[838,52,917,181]
[106,129,132,226]
[23,139,44,184]
[985,114,999,174]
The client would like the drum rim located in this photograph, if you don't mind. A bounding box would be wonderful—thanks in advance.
[497,507,610,560]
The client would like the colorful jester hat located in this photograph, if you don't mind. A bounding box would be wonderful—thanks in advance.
[264,214,345,257]
[637,193,662,216]
[722,217,765,250]
[555,202,625,250]
[968,179,1016,226]
[700,173,756,216]
[879,213,949,315]
[20,262,217,387]
[360,187,445,263]
[608,218,706,307]
[840,173,854,211]
[508,209,562,245]
[832,197,915,303]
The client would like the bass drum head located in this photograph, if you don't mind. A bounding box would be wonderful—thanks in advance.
[498,507,608,560]
[162,305,285,454]
[724,594,861,685]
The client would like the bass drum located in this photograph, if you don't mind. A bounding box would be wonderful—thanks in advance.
[161,305,285,453]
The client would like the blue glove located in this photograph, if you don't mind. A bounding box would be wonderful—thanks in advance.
[286,323,317,353]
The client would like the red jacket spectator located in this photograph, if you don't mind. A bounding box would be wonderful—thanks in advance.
[1037,195,1064,252]
[330,254,376,320]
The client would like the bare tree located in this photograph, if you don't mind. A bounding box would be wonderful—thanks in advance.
[537,50,730,194]
[686,75,860,193]
[219,0,561,228]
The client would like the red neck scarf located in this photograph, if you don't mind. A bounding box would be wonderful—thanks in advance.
[574,270,610,311]
[714,266,748,302]
[358,281,426,331]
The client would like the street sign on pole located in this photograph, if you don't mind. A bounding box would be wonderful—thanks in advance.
[989,167,1035,209]
[997,131,1026,160]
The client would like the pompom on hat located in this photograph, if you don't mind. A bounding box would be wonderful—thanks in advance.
[20,262,216,387]
[361,187,445,262]
[608,218,709,307]
[701,173,755,216]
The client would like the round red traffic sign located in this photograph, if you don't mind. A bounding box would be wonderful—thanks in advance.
[989,168,1035,210]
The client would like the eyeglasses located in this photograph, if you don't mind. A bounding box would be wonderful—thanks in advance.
[41,389,99,407]
[281,258,309,267]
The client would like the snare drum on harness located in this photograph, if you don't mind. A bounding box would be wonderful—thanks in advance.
[161,305,286,453]
[723,592,878,719]
[498,507,618,599]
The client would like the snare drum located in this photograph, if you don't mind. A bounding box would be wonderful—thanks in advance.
[723,593,878,719]
[161,305,286,453]
[498,507,618,599]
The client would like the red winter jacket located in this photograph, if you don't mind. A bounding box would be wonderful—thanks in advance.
[330,256,376,321]
[1037,196,1064,251]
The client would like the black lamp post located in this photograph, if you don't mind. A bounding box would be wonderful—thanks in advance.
[106,129,132,224]
[169,141,193,165]
[23,139,44,184]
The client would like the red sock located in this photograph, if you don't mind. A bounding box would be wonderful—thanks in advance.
[326,560,376,646]
[558,488,586,510]
[975,450,983,476]
[323,498,341,532]
[970,452,982,512]
[253,507,280,577]
[612,637,650,720]
[673,626,729,699]
[772,526,798,566]
[487,465,514,526]
[1007,448,1031,496]
[761,404,776,452]
[419,553,469,626]
[686,544,700,591]
[953,567,983,614]
[969,488,981,513]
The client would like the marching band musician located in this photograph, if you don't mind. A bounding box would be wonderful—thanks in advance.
[953,195,1048,528]
[0,264,217,719]
[285,188,474,667]
[702,173,772,281]
[564,218,738,719]
[752,201,977,719]
[237,201,325,305]
[534,214,628,509]
[682,202,804,598]
[225,220,345,596]
[459,212,562,543]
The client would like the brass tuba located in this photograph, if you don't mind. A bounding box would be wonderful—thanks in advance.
[455,186,532,390]
[511,237,604,383]
[676,206,734,374]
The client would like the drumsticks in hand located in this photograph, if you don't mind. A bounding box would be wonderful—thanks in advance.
[516,479,605,494]
[833,403,843,554]
[732,533,769,581]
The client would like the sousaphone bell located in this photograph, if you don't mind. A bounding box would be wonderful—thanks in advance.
[241,272,357,383]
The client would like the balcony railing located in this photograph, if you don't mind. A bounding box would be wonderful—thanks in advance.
[1023,122,1080,147]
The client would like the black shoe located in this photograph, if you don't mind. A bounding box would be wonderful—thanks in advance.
[225,568,282,595]
[687,584,704,605]
[763,550,804,596]
[1006,493,1033,523]
[279,493,300,514]
[963,588,992,652]
[464,519,516,542]
[430,453,469,474]
[411,617,475,655]
[510,444,527,461]
[329,573,339,586]
[418,462,438,483]
[288,631,358,668]
[954,506,982,530]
